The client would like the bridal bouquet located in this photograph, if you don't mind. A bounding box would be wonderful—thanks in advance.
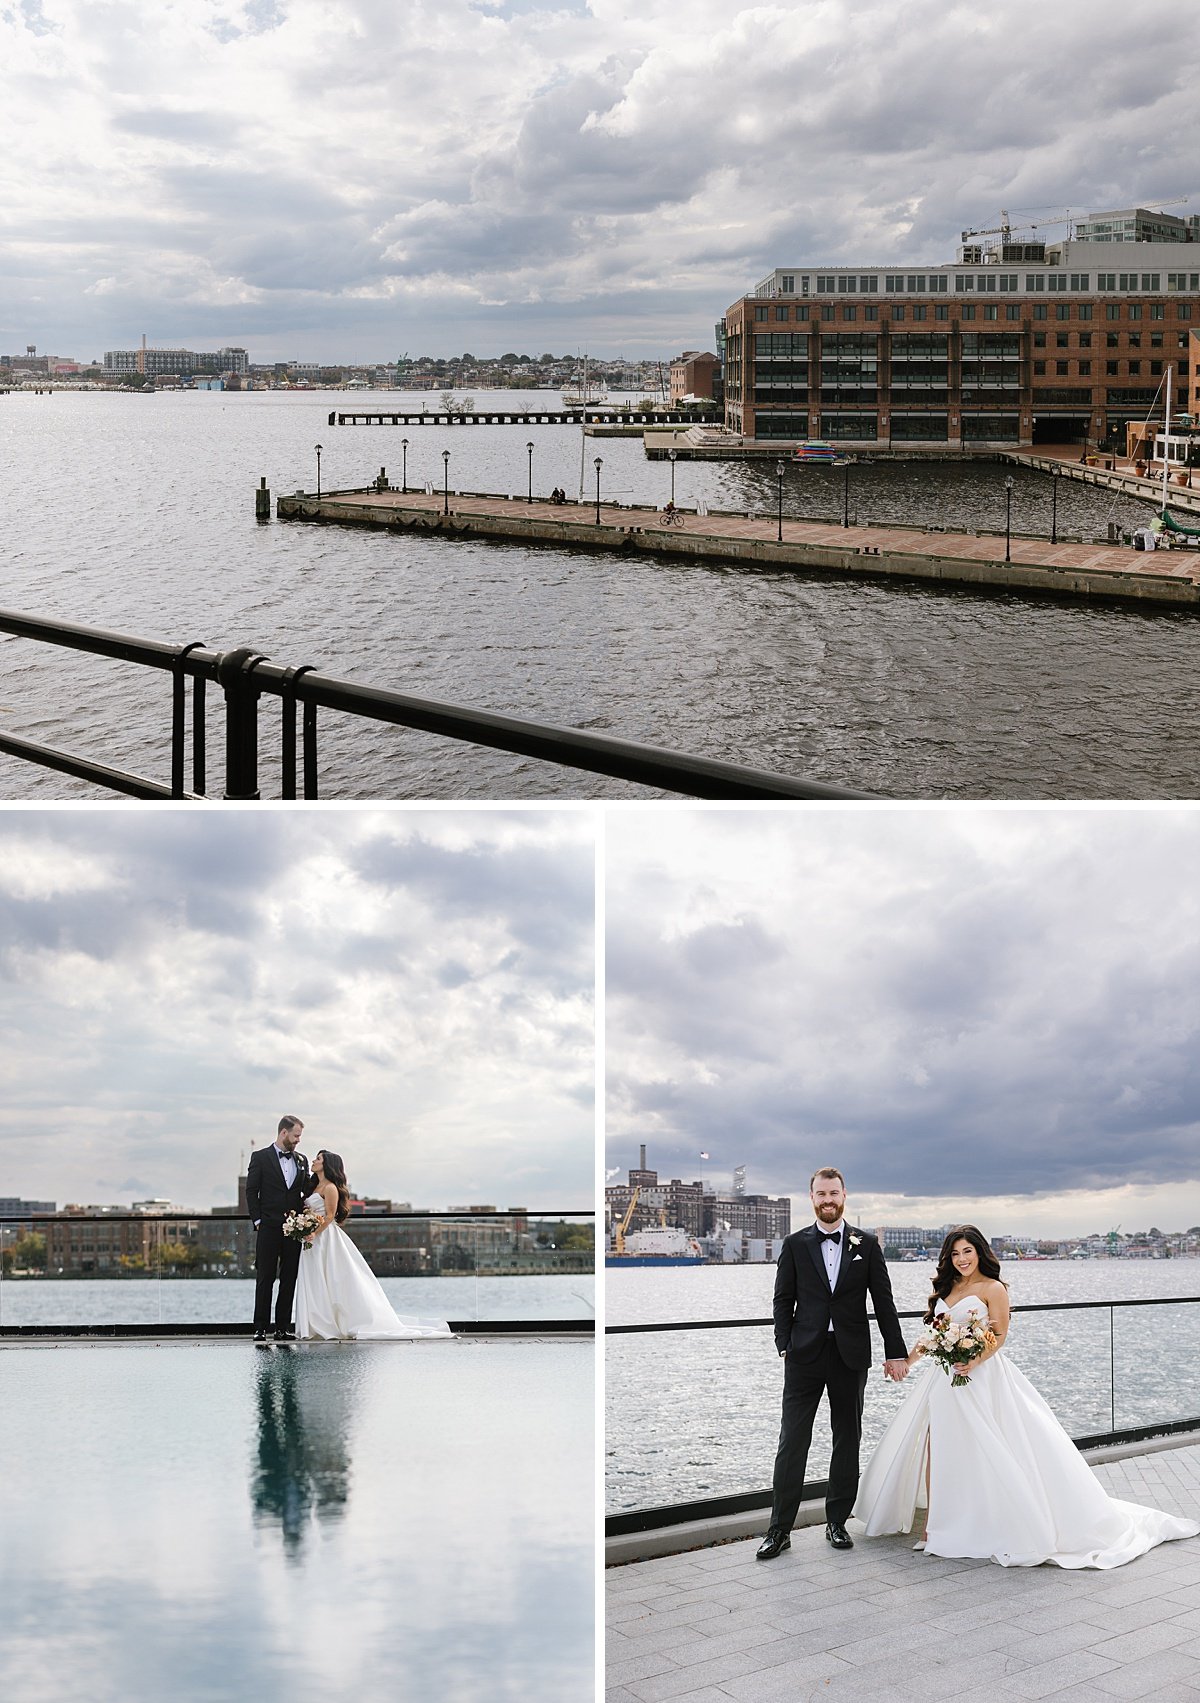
[917,1312,997,1387]
[282,1207,323,1246]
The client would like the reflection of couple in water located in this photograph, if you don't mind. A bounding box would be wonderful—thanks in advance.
[758,1167,1199,1569]
[247,1116,453,1343]
[251,1348,353,1556]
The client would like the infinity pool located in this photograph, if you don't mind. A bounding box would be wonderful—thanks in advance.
[0,1337,593,1701]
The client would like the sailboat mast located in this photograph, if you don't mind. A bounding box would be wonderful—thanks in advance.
[578,352,588,501]
[1161,365,1172,516]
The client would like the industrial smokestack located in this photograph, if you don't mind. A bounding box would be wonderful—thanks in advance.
[639,1144,647,1171]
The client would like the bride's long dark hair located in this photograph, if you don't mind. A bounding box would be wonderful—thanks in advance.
[316,1150,351,1224]
[923,1225,1006,1323]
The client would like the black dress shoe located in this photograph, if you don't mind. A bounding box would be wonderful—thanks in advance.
[756,1527,791,1560]
[825,1522,854,1550]
[273,1328,296,1342]
[253,1329,268,1342]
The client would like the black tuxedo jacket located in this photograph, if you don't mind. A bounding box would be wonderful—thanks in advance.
[246,1144,311,1227]
[772,1222,906,1368]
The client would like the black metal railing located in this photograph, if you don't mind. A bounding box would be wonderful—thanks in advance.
[605,1296,1200,1536]
[0,607,874,801]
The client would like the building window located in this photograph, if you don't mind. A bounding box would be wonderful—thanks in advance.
[1055,303,1070,321]
[1070,274,1090,290]
[1151,332,1163,347]
[935,303,949,320]
[862,276,878,292]
[1128,304,1142,319]
[1106,304,1121,320]
[892,305,905,321]
[775,305,789,321]
[817,276,836,293]
[1180,306,1192,321]
[1006,303,1021,320]
[1151,361,1163,375]
[962,304,976,320]
[1034,360,1046,374]
[1033,332,1047,347]
[864,304,878,319]
[821,305,835,321]
[983,303,998,319]
[1128,360,1142,374]
[843,305,857,320]
[1078,304,1092,319]
[837,275,856,292]
[1098,273,1115,289]
[1055,333,1069,347]
[1025,274,1045,291]
[781,275,795,293]
[1079,333,1091,347]
[933,275,948,292]
[1128,333,1141,347]
[906,275,926,292]
[1107,361,1119,375]
[1150,303,1165,319]
[1056,361,1069,375]
[1078,360,1091,375]
[755,306,768,321]
[1033,304,1047,320]
[912,304,926,321]
[1106,332,1119,347]
[886,275,903,292]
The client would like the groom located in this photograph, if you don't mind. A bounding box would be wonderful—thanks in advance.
[246,1115,311,1342]
[758,1166,908,1558]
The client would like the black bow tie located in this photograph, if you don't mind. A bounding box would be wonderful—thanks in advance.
[819,1229,841,1243]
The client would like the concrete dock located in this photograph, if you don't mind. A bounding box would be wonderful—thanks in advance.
[607,1438,1200,1702]
[276,487,1200,611]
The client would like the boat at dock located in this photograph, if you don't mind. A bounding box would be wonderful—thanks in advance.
[605,1225,705,1267]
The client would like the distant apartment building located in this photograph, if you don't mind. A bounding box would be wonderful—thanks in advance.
[1073,207,1200,244]
[668,350,721,402]
[724,237,1198,448]
[104,345,249,377]
[872,1225,948,1253]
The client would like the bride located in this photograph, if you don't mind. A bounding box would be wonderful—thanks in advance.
[853,1225,1199,1568]
[293,1150,453,1342]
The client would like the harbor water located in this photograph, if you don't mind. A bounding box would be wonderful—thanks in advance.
[0,1272,595,1327]
[606,1259,1200,1514]
[2,389,1192,800]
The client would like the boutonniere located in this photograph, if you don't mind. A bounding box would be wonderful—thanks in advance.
[849,1233,862,1248]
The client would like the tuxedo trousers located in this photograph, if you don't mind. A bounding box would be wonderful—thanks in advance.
[253,1221,302,1329]
[770,1334,868,1530]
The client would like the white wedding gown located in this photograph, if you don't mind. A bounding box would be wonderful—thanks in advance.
[293,1195,453,1342]
[853,1295,1199,1568]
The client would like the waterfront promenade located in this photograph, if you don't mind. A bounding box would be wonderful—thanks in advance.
[606,1439,1200,1702]
[277,488,1200,610]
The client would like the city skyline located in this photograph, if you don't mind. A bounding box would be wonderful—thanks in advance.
[0,811,594,1211]
[606,809,1200,1241]
[2,1,1197,359]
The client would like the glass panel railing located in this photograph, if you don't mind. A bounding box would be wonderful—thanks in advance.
[0,1211,595,1330]
[606,1298,1200,1521]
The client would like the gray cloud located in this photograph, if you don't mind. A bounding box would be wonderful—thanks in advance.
[606,811,1200,1227]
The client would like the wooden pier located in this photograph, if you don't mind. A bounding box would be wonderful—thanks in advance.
[275,487,1200,611]
[327,406,713,428]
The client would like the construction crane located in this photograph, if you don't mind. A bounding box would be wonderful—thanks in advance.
[613,1185,641,1255]
[960,207,1075,244]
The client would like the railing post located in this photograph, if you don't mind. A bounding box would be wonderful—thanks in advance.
[215,647,266,799]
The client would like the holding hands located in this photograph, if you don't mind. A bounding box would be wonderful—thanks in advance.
[883,1359,909,1382]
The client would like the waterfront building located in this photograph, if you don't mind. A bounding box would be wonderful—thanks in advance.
[606,1147,789,1242]
[724,239,1197,448]
[872,1224,948,1255]
[103,345,249,378]
[1073,207,1200,244]
[668,350,721,402]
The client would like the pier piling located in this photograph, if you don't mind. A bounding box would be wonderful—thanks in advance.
[254,476,271,521]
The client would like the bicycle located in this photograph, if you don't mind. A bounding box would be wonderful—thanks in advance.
[658,505,685,527]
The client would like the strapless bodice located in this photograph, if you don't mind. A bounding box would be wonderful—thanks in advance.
[303,1193,327,1218]
[936,1295,992,1320]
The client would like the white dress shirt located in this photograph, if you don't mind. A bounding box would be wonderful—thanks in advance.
[817,1218,843,1325]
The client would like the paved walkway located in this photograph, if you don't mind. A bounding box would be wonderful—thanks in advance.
[323,489,1200,585]
[606,1443,1200,1702]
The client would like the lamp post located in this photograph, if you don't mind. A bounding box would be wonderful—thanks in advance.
[1005,475,1014,562]
[776,459,785,542]
[315,443,323,498]
[594,456,603,525]
[526,439,535,503]
[669,447,678,505]
[1051,467,1059,544]
[442,449,451,516]
[401,437,408,494]
[842,458,851,529]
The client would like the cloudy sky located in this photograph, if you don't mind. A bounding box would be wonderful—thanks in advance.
[0,809,594,1210]
[606,808,1200,1239]
[3,0,1197,362]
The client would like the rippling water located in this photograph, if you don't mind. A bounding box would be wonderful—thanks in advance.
[0,1272,594,1326]
[1,388,1189,800]
[606,1260,1200,1512]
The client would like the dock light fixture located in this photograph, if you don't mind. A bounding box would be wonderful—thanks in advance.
[594,456,603,524]
[401,437,408,494]
[669,446,678,505]
[776,459,786,542]
[315,443,323,499]
[442,448,451,515]
[527,439,535,502]
[1051,467,1060,544]
[843,458,851,529]
[1005,475,1014,562]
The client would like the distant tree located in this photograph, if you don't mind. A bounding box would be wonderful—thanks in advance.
[539,353,555,365]
[440,390,456,412]
[883,1244,901,1261]
[460,352,475,363]
[12,1232,46,1269]
[1,1249,12,1276]
[157,1241,200,1273]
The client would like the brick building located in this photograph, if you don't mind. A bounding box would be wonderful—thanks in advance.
[724,239,1197,448]
[669,350,721,402]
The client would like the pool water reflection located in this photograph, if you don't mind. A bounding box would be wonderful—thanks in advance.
[0,1338,593,1701]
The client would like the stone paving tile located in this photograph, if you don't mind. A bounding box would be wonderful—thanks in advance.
[705,1649,857,1701]
[1088,1645,1200,1699]
[605,1650,682,1690]
[1086,1620,1199,1662]
[986,1648,1122,1699]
